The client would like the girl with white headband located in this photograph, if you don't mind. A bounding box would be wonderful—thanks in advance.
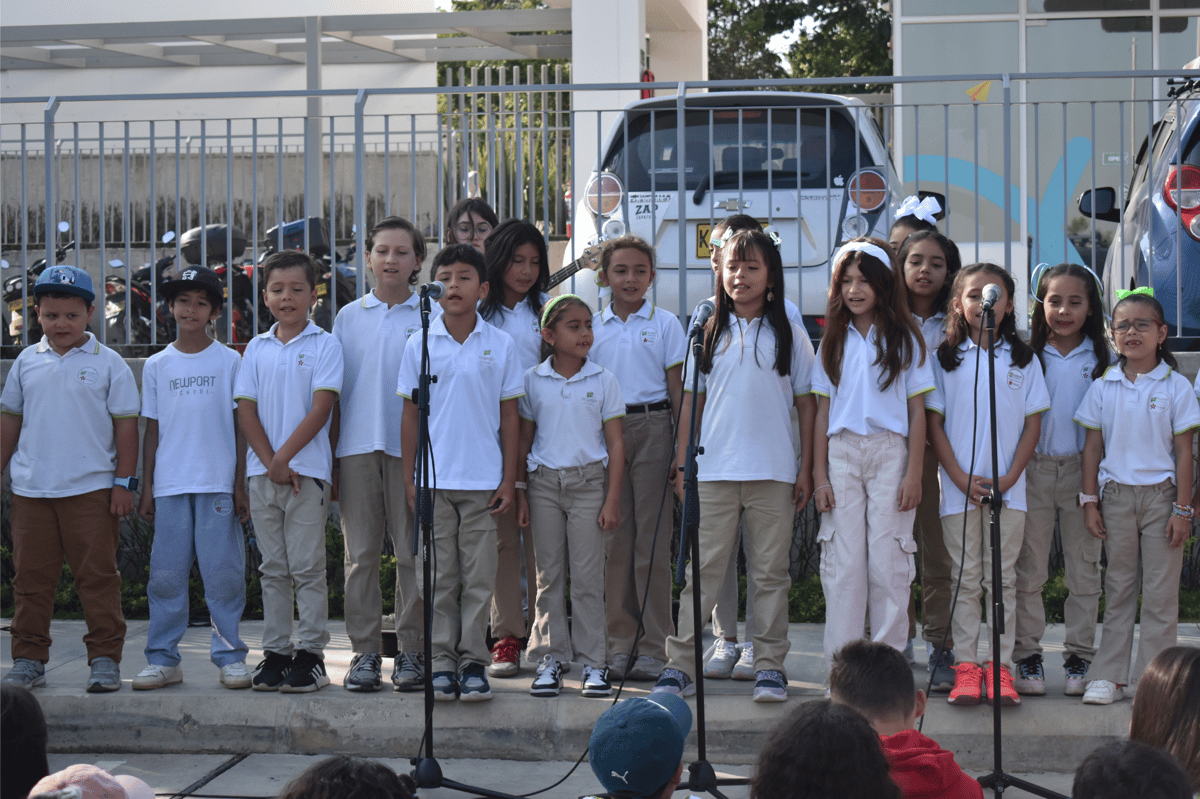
[812,236,933,674]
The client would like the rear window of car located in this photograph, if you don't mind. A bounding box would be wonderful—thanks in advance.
[602,106,877,193]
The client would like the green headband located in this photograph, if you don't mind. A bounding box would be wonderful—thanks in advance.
[1115,286,1154,301]
[540,293,587,329]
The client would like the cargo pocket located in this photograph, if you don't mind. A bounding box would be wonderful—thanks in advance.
[893,534,918,592]
[817,516,835,581]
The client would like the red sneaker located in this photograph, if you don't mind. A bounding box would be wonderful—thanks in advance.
[487,636,522,678]
[948,662,983,706]
[984,662,1021,706]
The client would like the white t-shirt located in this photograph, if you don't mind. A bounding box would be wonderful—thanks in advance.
[234,321,344,481]
[333,290,441,459]
[397,312,525,491]
[684,315,815,483]
[1074,362,1200,488]
[590,300,686,405]
[1035,341,1100,457]
[482,292,550,373]
[812,326,934,438]
[1,333,141,498]
[142,340,241,497]
[925,340,1051,517]
[520,357,626,471]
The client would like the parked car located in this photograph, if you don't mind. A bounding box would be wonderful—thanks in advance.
[563,91,904,332]
[1079,58,1200,336]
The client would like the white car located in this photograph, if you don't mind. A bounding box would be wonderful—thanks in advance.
[563,91,902,333]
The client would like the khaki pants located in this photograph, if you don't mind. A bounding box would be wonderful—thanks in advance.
[338,452,422,654]
[249,476,332,655]
[10,490,126,664]
[605,409,675,661]
[942,505,1025,667]
[426,489,498,672]
[666,480,794,681]
[1015,454,1102,663]
[1091,480,1182,686]
[490,506,536,640]
[526,462,609,668]
[819,431,917,668]
[913,447,954,649]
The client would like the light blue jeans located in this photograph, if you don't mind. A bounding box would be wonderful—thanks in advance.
[145,493,248,667]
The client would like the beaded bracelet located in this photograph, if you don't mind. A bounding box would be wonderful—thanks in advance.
[1171,502,1194,520]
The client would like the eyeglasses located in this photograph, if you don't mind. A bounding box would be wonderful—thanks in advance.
[454,223,493,240]
[1110,318,1162,334]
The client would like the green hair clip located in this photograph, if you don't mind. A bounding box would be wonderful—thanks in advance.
[540,293,587,329]
[1115,285,1154,301]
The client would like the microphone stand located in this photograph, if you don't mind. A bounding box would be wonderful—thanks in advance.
[974,303,1065,799]
[673,320,747,799]
[408,286,522,799]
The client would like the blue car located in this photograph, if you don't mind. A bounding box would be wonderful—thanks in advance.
[1080,59,1200,336]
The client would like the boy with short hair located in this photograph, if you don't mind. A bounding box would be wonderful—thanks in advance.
[398,243,523,702]
[134,265,252,691]
[235,250,344,693]
[829,639,982,799]
[1,265,140,693]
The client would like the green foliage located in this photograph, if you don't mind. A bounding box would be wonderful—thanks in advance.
[785,1,892,93]
[708,0,796,82]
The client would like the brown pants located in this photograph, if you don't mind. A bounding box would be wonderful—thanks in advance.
[11,489,126,664]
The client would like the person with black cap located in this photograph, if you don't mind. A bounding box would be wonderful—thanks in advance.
[586,692,692,799]
[132,265,253,691]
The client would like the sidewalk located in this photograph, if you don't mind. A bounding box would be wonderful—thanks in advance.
[6,618,1197,771]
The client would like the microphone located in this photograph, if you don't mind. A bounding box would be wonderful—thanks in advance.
[688,299,716,338]
[419,281,446,300]
[981,283,1002,311]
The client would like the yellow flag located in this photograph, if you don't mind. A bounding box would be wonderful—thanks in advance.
[967,80,992,102]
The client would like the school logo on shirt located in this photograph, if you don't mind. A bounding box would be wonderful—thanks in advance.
[1082,364,1093,381]
[1149,394,1170,413]
[479,349,495,368]
[405,324,419,339]
[583,390,598,406]
[76,366,99,385]
[212,495,233,515]
[296,351,315,369]
[531,321,541,334]
[1006,369,1024,390]
[640,327,659,345]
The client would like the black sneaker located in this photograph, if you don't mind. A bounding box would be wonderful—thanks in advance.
[280,650,330,693]
[251,651,292,692]
[928,647,956,693]
[1014,653,1046,696]
[530,655,562,697]
[343,652,383,692]
[1063,654,1090,697]
[432,670,459,701]
[458,663,492,702]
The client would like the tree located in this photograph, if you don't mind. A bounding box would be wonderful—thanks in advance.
[785,1,892,93]
[707,0,799,82]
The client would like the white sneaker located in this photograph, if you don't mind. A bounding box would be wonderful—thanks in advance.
[732,643,755,681]
[133,663,183,691]
[702,639,739,679]
[220,661,252,689]
[1082,679,1124,705]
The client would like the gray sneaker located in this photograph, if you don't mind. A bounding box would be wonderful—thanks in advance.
[344,652,383,692]
[928,647,956,693]
[86,656,121,693]
[610,653,631,679]
[3,658,46,689]
[627,655,667,681]
[392,652,424,692]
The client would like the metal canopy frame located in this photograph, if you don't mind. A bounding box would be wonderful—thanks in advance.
[0,10,574,70]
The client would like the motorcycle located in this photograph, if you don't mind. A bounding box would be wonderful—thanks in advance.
[2,221,76,357]
[103,232,177,356]
[261,217,357,332]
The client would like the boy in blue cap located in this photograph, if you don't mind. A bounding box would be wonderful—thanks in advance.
[587,692,691,799]
[1,265,141,692]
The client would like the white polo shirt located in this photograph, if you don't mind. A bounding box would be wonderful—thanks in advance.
[234,321,344,481]
[684,315,815,483]
[926,340,1051,517]
[1036,342,1100,457]
[693,296,803,331]
[520,358,625,471]
[397,312,525,491]
[1,333,140,498]
[142,340,241,497]
[1074,362,1200,488]
[333,290,441,459]
[812,327,934,438]
[590,300,686,405]
[482,292,550,373]
[913,311,946,354]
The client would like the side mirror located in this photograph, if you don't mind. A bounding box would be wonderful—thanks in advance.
[1078,188,1121,223]
[162,231,176,244]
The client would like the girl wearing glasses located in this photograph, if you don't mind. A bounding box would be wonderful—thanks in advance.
[446,198,498,254]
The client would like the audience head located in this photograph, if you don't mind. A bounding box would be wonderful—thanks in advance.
[1072,739,1191,799]
[829,639,925,733]
[750,699,901,799]
[29,764,154,799]
[1130,645,1200,791]
[589,693,691,799]
[276,755,416,799]
[2,684,50,799]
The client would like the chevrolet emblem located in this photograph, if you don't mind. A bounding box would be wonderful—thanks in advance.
[713,198,749,212]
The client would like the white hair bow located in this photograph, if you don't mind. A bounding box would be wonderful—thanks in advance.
[896,195,942,225]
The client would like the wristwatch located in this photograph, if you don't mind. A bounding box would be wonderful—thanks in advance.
[1077,492,1098,507]
[114,476,139,491]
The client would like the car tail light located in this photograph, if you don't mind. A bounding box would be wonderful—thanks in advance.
[1163,165,1200,241]
[847,169,887,213]
[584,172,624,217]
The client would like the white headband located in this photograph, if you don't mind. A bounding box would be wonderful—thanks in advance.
[835,240,893,269]
[896,195,942,226]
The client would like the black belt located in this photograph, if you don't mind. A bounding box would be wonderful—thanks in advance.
[626,400,671,414]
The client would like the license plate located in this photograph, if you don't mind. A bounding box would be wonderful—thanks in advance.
[696,224,713,260]
[8,296,33,312]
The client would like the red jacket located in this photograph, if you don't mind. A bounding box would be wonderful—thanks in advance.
[881,729,984,799]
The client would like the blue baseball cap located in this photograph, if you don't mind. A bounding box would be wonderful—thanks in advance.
[589,693,691,797]
[34,265,95,304]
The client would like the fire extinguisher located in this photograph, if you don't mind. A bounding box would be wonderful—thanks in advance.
[641,68,655,99]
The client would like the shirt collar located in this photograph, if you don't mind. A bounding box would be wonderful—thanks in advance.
[957,336,1011,353]
[601,299,652,324]
[263,319,322,344]
[362,290,419,310]
[534,355,603,381]
[1102,360,1172,382]
[1043,340,1093,361]
[36,331,97,356]
[430,311,485,338]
